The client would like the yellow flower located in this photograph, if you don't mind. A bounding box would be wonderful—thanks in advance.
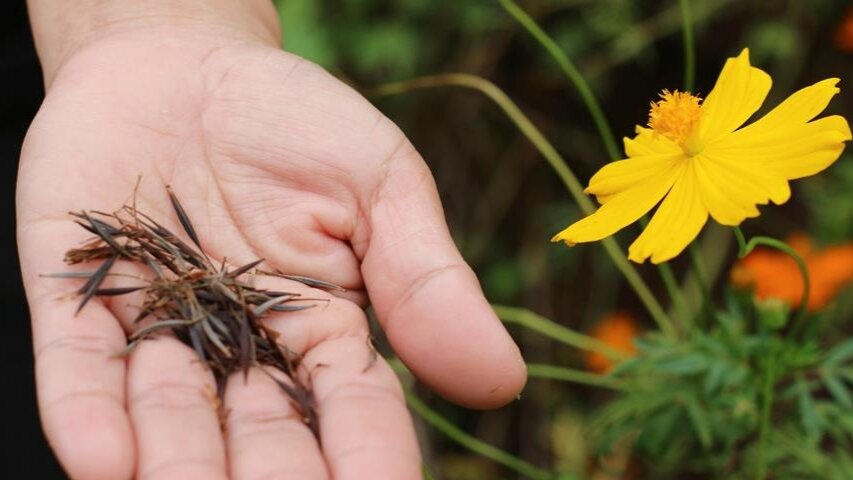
[552,49,851,264]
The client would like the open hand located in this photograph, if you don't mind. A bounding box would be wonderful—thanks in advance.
[18,9,525,480]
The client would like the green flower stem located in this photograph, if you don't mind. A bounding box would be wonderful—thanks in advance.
[497,0,687,337]
[493,304,630,360]
[372,74,677,338]
[733,227,810,326]
[686,243,713,325]
[406,391,554,480]
[527,363,627,390]
[636,216,689,332]
[754,352,777,480]
[387,358,554,480]
[679,0,696,92]
[658,261,691,331]
[497,0,620,161]
[422,464,436,480]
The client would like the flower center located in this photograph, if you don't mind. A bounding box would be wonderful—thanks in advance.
[647,89,702,153]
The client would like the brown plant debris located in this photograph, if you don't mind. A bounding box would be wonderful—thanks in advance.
[46,187,341,440]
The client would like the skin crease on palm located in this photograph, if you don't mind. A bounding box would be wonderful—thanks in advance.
[17,2,527,479]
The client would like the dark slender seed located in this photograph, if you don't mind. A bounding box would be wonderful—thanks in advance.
[201,319,231,357]
[189,324,207,363]
[269,303,317,313]
[76,254,119,314]
[206,312,235,342]
[40,271,96,279]
[272,273,345,292]
[252,295,301,317]
[73,220,100,236]
[130,319,194,340]
[112,339,142,358]
[82,212,129,257]
[166,186,213,269]
[229,258,265,278]
[166,185,202,250]
[258,290,299,298]
[93,286,146,296]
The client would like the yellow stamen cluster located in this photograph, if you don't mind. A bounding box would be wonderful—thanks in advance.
[648,89,702,147]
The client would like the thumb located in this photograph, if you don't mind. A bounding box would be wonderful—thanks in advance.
[358,138,526,409]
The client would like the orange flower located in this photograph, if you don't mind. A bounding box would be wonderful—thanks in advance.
[836,7,853,53]
[731,233,853,311]
[586,312,639,374]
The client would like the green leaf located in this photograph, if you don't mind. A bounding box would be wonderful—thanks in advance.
[652,353,708,375]
[703,360,727,394]
[822,372,853,408]
[641,407,683,455]
[684,395,713,449]
[274,0,337,66]
[797,377,825,439]
[825,338,853,366]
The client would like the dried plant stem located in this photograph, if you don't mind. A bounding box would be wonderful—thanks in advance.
[372,74,676,337]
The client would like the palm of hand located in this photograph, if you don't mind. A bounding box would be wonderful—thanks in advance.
[18,30,524,479]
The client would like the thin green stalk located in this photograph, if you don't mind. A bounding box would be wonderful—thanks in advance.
[498,0,687,337]
[687,243,713,324]
[372,74,676,338]
[406,392,554,480]
[733,227,810,327]
[754,353,777,480]
[658,261,691,331]
[527,363,627,390]
[679,0,696,92]
[497,0,620,161]
[636,217,689,333]
[493,304,629,360]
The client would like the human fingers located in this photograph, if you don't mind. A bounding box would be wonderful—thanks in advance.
[255,278,421,479]
[126,337,228,480]
[225,368,329,480]
[357,138,527,408]
[302,337,421,479]
[19,219,135,480]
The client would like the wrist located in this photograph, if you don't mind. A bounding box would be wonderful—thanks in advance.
[27,0,281,86]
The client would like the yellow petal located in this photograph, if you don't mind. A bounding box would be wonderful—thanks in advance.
[700,149,792,205]
[712,114,851,180]
[628,161,708,264]
[585,152,684,205]
[693,155,761,225]
[699,48,772,144]
[624,126,682,157]
[553,162,685,245]
[721,78,843,142]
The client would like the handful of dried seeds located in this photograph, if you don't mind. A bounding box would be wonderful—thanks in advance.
[46,187,341,440]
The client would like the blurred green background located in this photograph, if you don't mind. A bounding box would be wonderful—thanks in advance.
[273,1,853,478]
